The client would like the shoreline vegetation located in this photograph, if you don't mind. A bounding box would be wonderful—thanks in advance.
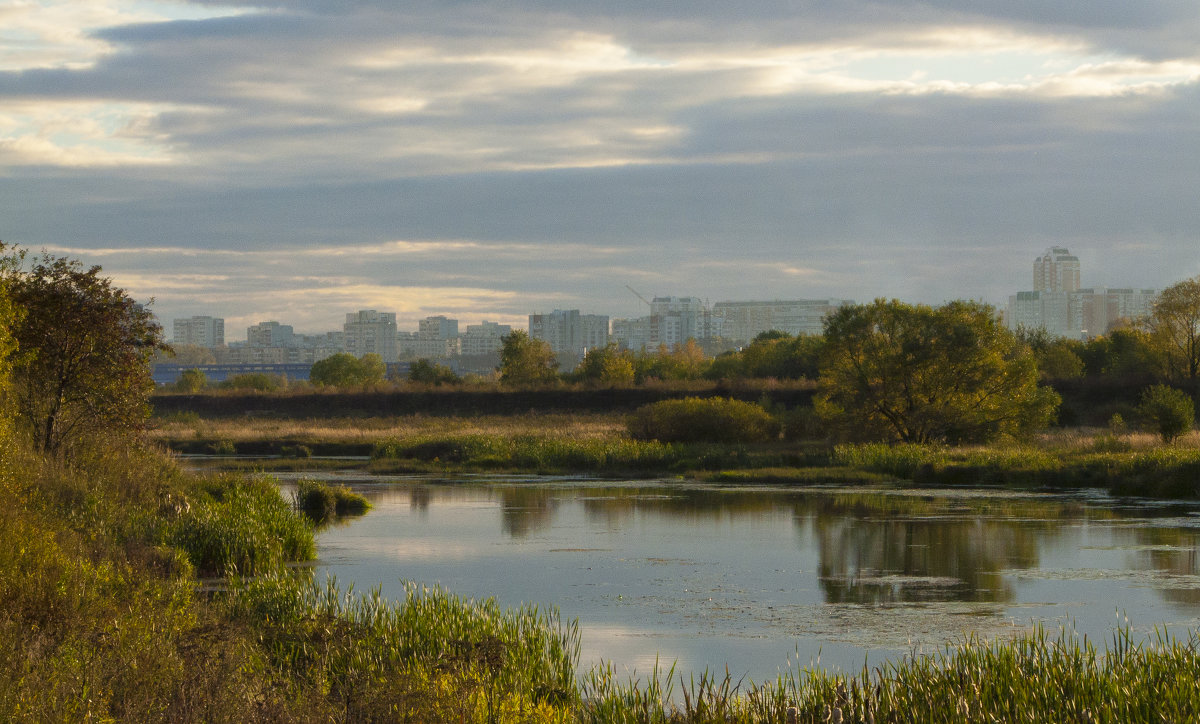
[152,402,1200,500]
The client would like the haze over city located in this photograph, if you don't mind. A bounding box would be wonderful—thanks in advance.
[3,1,1199,332]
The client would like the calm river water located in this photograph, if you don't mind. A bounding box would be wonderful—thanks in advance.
[277,472,1200,683]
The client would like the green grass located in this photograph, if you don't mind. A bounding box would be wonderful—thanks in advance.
[294,478,372,524]
[579,625,1200,723]
[829,441,1200,497]
[157,473,316,577]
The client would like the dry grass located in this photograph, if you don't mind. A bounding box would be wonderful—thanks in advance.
[1037,427,1200,452]
[150,412,628,445]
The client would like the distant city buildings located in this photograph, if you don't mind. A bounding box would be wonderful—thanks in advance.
[343,310,398,361]
[1006,247,1157,338]
[529,309,609,362]
[612,296,724,351]
[163,246,1156,384]
[399,315,462,359]
[247,320,294,348]
[460,321,512,357]
[711,299,854,342]
[1034,246,1081,294]
[172,315,224,347]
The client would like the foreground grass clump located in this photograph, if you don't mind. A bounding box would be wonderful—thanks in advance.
[580,626,1200,723]
[294,478,372,523]
[157,473,316,576]
[223,575,579,723]
[627,397,780,443]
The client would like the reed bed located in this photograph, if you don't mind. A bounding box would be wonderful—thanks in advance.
[372,433,686,473]
[222,575,580,722]
[830,441,1200,497]
[294,478,372,523]
[578,625,1200,723]
[156,473,316,576]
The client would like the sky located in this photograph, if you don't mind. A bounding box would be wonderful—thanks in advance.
[2,0,1199,335]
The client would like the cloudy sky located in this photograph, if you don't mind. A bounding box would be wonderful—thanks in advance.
[2,0,1199,335]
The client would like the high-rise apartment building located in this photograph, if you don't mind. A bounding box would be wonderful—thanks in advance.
[460,321,512,356]
[711,299,852,342]
[529,309,609,361]
[247,320,295,348]
[343,310,397,361]
[613,296,724,350]
[1034,246,1081,293]
[173,316,224,348]
[418,316,459,340]
[1007,247,1156,338]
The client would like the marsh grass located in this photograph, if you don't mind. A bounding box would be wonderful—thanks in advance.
[830,440,1200,497]
[372,433,685,473]
[223,574,579,722]
[294,478,372,524]
[159,473,315,576]
[578,625,1200,723]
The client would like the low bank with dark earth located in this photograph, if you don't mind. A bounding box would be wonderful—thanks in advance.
[152,385,1200,500]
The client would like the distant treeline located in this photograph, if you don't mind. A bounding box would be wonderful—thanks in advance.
[151,376,1181,428]
[151,381,818,419]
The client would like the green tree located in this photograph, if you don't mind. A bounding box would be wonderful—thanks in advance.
[816,299,1059,444]
[0,260,18,441]
[175,368,207,393]
[309,352,386,387]
[636,340,709,381]
[1,245,166,456]
[1079,327,1160,381]
[1016,328,1086,380]
[1138,384,1195,444]
[408,358,460,386]
[573,344,635,386]
[498,331,557,385]
[1149,276,1200,383]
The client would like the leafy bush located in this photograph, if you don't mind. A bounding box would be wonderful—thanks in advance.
[311,352,386,387]
[627,397,780,443]
[174,367,207,392]
[1138,384,1195,444]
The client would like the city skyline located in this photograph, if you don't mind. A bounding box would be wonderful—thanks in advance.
[3,2,1199,331]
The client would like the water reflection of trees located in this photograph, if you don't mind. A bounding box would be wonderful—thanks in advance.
[812,516,1045,604]
[575,488,1088,605]
[1131,525,1200,607]
[496,487,558,538]
[805,493,1084,605]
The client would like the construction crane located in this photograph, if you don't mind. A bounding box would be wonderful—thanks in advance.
[625,285,652,309]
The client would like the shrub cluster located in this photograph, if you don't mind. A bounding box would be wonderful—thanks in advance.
[626,397,780,443]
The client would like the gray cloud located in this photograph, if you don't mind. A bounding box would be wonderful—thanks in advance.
[1,0,1198,334]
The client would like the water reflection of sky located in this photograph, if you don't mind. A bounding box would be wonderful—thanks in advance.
[282,473,1200,682]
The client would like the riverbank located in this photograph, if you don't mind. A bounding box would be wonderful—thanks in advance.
[154,410,1200,499]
